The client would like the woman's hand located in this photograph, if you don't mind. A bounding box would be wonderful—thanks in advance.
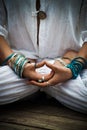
[28,60,72,87]
[45,61,73,85]
[23,60,53,82]
[28,50,77,87]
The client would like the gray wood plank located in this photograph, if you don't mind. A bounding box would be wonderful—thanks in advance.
[0,93,87,130]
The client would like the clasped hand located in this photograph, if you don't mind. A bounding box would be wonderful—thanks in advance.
[23,59,72,87]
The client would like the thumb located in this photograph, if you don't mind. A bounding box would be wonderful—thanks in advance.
[36,61,45,68]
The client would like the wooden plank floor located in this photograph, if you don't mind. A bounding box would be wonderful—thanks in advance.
[0,92,87,130]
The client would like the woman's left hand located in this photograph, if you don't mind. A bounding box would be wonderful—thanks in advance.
[28,60,73,87]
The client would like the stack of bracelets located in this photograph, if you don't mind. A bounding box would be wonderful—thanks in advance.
[66,57,87,79]
[2,53,31,77]
[1,53,87,79]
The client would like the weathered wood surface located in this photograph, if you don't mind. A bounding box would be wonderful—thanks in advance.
[0,92,87,130]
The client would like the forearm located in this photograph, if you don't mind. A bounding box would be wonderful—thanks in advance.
[62,42,87,64]
[0,36,13,62]
[65,42,87,79]
[76,42,87,59]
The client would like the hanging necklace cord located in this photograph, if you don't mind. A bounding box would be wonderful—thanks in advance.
[36,0,40,45]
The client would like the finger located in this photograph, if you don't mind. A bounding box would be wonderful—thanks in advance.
[28,80,50,87]
[28,80,46,87]
[46,75,59,86]
[30,72,44,80]
[33,71,53,82]
[35,61,45,68]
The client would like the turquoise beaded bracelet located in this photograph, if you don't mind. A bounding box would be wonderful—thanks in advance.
[66,57,87,79]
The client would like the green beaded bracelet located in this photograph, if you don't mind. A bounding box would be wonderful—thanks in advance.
[66,57,86,79]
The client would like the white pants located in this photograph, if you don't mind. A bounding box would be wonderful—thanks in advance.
[0,65,87,113]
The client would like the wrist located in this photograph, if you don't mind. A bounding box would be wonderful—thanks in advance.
[2,53,31,78]
[66,57,87,79]
[62,57,71,64]
[55,57,71,66]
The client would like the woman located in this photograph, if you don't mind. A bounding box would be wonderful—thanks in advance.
[0,0,87,113]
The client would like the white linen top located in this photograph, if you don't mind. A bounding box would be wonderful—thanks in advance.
[0,0,87,59]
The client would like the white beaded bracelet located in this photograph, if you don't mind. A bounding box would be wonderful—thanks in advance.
[55,58,67,66]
